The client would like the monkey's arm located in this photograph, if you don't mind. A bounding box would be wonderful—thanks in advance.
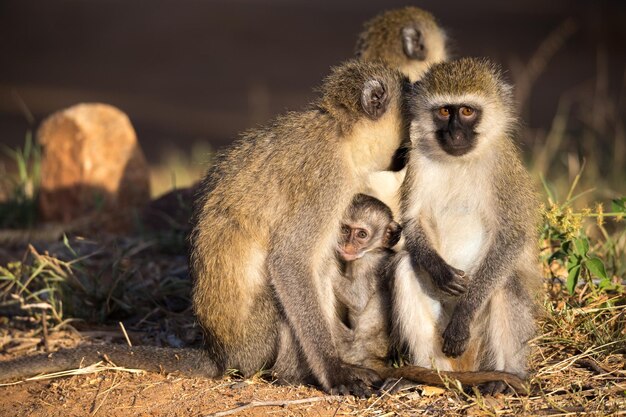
[442,219,529,358]
[0,344,219,382]
[334,259,382,314]
[403,217,467,296]
[333,275,370,313]
[267,210,380,395]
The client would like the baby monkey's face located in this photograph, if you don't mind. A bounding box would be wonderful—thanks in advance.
[337,223,377,262]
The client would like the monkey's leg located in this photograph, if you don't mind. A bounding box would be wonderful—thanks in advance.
[478,276,534,394]
[391,253,451,370]
[271,321,314,385]
[217,291,282,377]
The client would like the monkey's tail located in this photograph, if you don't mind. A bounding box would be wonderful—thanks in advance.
[0,344,221,382]
[378,366,527,394]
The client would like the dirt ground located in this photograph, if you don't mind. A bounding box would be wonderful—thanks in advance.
[1,324,625,417]
[0,236,624,416]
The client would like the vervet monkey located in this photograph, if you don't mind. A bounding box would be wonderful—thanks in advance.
[0,62,407,396]
[333,193,401,369]
[189,60,410,396]
[355,6,448,83]
[394,57,541,394]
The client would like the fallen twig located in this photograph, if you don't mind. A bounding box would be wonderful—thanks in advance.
[204,395,344,417]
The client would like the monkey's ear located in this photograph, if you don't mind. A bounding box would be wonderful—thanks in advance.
[361,79,389,120]
[402,26,426,60]
[384,221,403,247]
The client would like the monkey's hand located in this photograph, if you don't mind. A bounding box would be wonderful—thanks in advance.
[428,261,467,297]
[441,313,471,358]
[328,363,381,397]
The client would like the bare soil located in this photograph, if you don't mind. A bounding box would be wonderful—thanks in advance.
[1,324,625,417]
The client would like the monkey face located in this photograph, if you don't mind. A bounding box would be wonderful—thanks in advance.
[337,224,374,261]
[431,104,482,156]
[409,58,517,161]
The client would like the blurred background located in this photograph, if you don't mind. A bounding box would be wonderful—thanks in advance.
[1,0,625,198]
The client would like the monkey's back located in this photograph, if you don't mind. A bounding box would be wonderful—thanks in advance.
[189,110,355,371]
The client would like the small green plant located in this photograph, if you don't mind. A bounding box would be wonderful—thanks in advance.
[0,131,41,228]
[541,169,625,296]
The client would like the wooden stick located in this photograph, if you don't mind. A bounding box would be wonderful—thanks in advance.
[204,395,344,417]
[118,321,132,347]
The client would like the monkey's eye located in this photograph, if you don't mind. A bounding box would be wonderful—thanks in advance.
[438,107,450,117]
[356,230,369,239]
[460,106,474,117]
[341,225,350,235]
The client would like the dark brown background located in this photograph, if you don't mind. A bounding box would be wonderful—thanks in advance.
[1,0,625,163]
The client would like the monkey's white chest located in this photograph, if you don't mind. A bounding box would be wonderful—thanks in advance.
[412,161,488,272]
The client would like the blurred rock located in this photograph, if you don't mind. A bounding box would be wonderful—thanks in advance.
[37,103,150,227]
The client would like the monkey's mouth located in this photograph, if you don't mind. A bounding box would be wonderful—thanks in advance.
[336,248,363,262]
[442,143,473,156]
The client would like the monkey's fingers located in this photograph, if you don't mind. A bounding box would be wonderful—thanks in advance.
[329,364,380,397]
[441,282,467,296]
[451,267,466,278]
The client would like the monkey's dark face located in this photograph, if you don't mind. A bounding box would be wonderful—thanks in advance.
[432,105,482,156]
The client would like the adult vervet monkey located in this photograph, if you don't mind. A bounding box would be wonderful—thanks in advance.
[394,58,541,394]
[189,60,409,396]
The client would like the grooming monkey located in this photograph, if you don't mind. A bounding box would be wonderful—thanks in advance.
[357,7,448,216]
[393,58,541,394]
[332,194,527,392]
[333,193,401,369]
[188,60,410,396]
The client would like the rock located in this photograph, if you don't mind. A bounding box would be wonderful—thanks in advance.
[37,103,150,226]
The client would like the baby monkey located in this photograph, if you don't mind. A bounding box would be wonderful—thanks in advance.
[334,194,401,369]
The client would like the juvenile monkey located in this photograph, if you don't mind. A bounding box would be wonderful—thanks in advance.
[356,7,449,216]
[393,58,541,394]
[333,193,401,369]
[189,60,410,396]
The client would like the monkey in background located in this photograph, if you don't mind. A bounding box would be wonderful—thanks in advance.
[394,57,541,394]
[356,6,449,217]
[333,193,401,369]
[355,6,448,83]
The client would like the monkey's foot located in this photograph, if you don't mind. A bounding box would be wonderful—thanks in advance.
[328,364,380,398]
